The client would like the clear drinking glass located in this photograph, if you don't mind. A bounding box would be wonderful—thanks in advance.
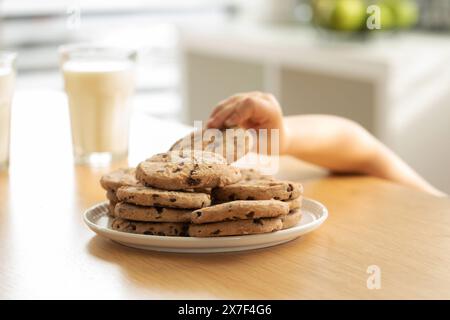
[0,52,16,171]
[59,44,137,166]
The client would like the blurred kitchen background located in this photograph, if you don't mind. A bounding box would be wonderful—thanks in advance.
[1,0,450,193]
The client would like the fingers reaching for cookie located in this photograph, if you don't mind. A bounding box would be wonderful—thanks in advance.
[206,91,284,130]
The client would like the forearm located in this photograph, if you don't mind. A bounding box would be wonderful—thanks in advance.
[283,115,445,196]
[283,115,378,173]
[366,143,445,196]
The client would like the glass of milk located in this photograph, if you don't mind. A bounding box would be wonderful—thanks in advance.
[59,44,137,166]
[0,52,16,171]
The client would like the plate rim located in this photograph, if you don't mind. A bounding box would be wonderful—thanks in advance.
[83,198,328,243]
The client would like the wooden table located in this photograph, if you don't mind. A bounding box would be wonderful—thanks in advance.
[1,91,450,299]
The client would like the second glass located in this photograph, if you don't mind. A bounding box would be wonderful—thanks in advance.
[0,52,16,171]
[60,44,136,166]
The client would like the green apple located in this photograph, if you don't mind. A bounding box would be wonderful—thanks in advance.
[331,0,366,31]
[312,0,336,28]
[389,0,419,28]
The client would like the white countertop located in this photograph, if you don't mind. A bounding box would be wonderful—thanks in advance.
[180,22,450,85]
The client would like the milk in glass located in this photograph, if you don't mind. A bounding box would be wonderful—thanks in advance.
[62,59,135,165]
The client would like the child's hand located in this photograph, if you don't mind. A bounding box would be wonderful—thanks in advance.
[205,92,444,196]
[206,91,283,130]
[206,92,288,153]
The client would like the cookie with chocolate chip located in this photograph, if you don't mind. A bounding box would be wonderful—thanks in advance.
[114,202,191,223]
[191,200,289,224]
[100,168,140,193]
[111,218,188,236]
[148,150,227,165]
[212,180,303,202]
[106,191,119,217]
[239,168,274,181]
[169,128,253,164]
[281,209,302,229]
[106,190,118,203]
[136,160,241,190]
[188,217,282,237]
[107,202,116,217]
[116,185,211,209]
[285,196,302,211]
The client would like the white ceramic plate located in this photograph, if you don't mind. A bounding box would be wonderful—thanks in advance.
[83,198,328,253]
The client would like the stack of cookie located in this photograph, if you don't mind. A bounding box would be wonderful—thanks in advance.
[99,155,303,237]
[105,150,242,236]
[188,199,290,237]
[186,170,303,237]
[99,168,140,216]
[99,123,304,237]
[111,187,210,236]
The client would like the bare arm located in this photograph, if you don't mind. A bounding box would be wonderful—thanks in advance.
[207,92,445,197]
[284,115,445,196]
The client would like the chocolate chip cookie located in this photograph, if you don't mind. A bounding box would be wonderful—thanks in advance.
[212,180,303,202]
[136,161,241,190]
[106,190,118,203]
[239,168,274,181]
[191,200,289,224]
[107,202,116,217]
[112,218,188,236]
[188,217,282,237]
[148,150,227,165]
[116,185,211,209]
[169,128,253,164]
[100,168,140,192]
[285,196,302,211]
[281,209,302,229]
[114,202,191,223]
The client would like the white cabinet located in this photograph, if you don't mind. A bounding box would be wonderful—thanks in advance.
[180,23,450,192]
